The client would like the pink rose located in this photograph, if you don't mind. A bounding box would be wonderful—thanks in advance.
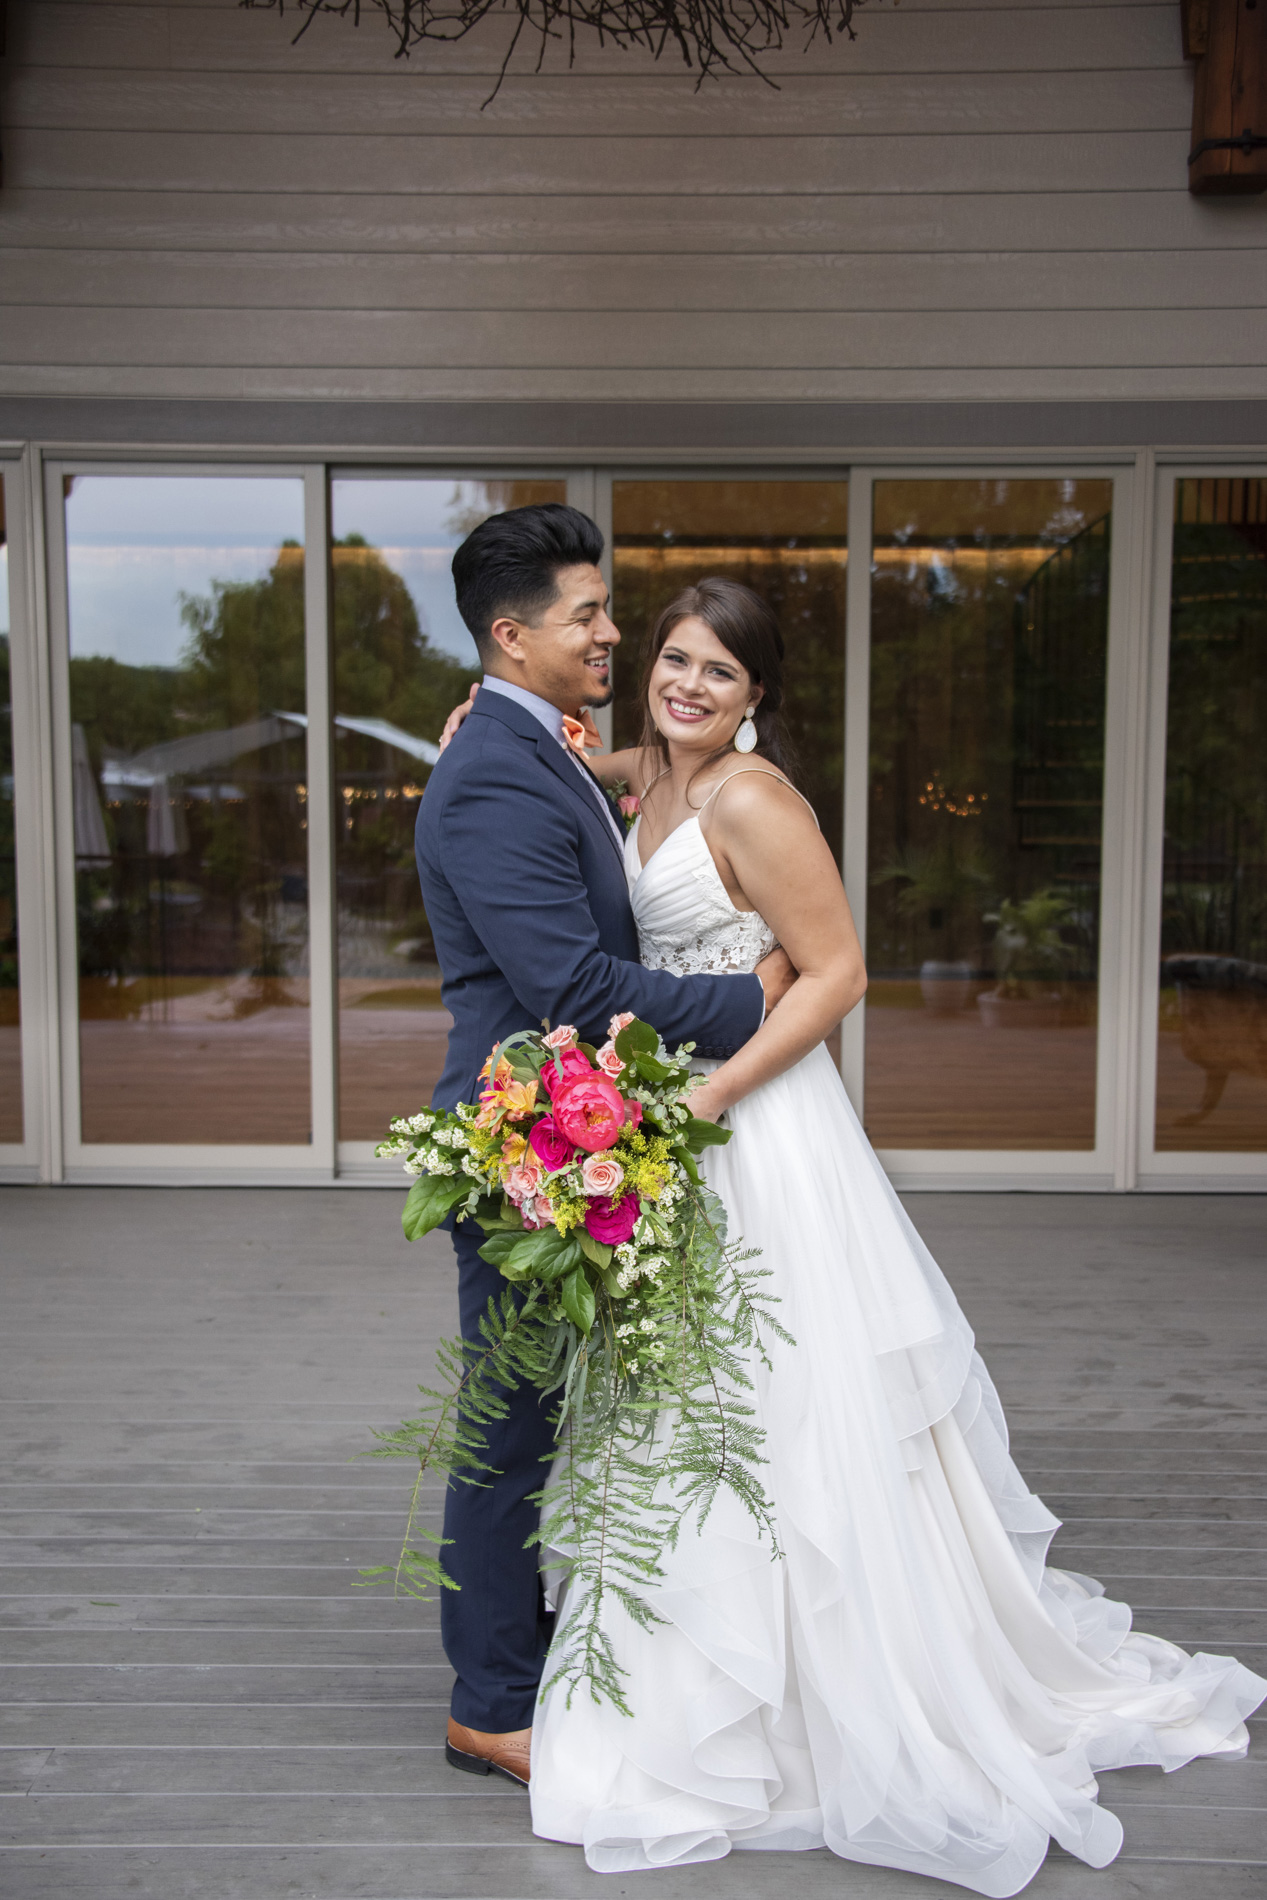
[540,1046,594,1101]
[502,1151,541,1206]
[542,1024,579,1051]
[608,1012,636,1040]
[553,1074,626,1153]
[595,1040,624,1080]
[617,795,639,820]
[528,1115,574,1172]
[581,1153,624,1198]
[584,1191,641,1246]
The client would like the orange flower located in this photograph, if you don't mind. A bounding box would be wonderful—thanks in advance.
[475,1073,539,1133]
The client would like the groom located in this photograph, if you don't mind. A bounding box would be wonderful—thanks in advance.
[415,503,792,1785]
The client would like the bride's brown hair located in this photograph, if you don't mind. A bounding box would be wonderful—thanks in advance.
[635,577,800,788]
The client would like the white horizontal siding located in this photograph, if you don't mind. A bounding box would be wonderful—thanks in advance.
[3,246,1262,311]
[1,0,1264,406]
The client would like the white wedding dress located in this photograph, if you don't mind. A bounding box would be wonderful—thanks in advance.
[530,807,1265,1895]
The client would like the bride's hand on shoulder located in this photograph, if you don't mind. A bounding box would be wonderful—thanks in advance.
[438,681,480,753]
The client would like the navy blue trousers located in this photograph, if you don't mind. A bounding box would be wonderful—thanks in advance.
[439,1218,558,1732]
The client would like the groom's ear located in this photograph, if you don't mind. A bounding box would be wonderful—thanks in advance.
[487,615,528,666]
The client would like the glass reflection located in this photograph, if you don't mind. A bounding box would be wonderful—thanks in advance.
[865,479,1113,1151]
[66,476,310,1145]
[0,484,20,1144]
[331,478,566,1142]
[1156,477,1267,1152]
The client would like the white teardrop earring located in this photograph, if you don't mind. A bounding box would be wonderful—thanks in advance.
[733,707,758,754]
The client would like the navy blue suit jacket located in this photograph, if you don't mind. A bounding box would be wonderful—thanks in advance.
[415,688,764,1110]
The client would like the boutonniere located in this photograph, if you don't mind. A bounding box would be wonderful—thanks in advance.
[609,780,641,834]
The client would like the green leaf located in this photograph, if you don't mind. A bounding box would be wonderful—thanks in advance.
[632,1052,675,1085]
[502,1225,582,1284]
[673,1142,701,1186]
[402,1174,469,1242]
[614,1019,659,1062]
[680,1116,733,1152]
[576,1230,613,1270]
[560,1267,596,1333]
[476,1228,523,1268]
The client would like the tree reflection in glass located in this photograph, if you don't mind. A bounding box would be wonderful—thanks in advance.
[65,476,310,1145]
[866,480,1113,1152]
[1156,478,1267,1152]
[330,478,566,1142]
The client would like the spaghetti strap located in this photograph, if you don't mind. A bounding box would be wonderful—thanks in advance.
[694,769,821,830]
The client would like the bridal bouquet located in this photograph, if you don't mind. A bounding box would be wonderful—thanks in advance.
[367,1016,786,1711]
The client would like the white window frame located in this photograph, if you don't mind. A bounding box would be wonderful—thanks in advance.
[1135,461,1267,1191]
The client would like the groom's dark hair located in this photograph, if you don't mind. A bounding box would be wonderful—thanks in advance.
[452,503,605,658]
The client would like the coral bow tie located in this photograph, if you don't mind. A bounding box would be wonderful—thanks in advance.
[561,711,604,757]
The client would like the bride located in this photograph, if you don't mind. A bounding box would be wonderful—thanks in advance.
[525,576,1265,1894]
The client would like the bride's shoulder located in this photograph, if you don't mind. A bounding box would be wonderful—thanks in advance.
[700,764,818,849]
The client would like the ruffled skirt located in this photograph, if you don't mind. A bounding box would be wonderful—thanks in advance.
[530,1044,1265,1894]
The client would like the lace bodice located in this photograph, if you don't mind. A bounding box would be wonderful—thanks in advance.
[625,815,778,976]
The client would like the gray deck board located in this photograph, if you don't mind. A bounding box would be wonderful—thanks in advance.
[1,1184,1264,1899]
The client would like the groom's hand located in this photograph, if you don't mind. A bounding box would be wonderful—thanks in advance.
[756,946,796,1017]
[438,681,480,753]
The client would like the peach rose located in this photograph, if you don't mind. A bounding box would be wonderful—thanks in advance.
[581,1153,624,1198]
[608,1012,636,1041]
[595,1040,624,1079]
[542,1024,579,1051]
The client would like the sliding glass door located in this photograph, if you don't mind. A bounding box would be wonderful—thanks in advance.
[862,477,1113,1158]
[330,475,566,1163]
[17,451,1261,1189]
[1140,470,1267,1185]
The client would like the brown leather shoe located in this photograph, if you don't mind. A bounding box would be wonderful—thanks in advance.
[446,1717,531,1787]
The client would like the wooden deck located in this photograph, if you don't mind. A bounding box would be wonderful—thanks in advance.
[1,1185,1264,1899]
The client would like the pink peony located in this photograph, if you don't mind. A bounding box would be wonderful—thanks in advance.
[542,1024,579,1051]
[553,1073,626,1152]
[581,1153,624,1198]
[528,1115,574,1172]
[608,1011,636,1040]
[540,1046,594,1101]
[595,1040,624,1080]
[625,1097,643,1130]
[584,1191,641,1246]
